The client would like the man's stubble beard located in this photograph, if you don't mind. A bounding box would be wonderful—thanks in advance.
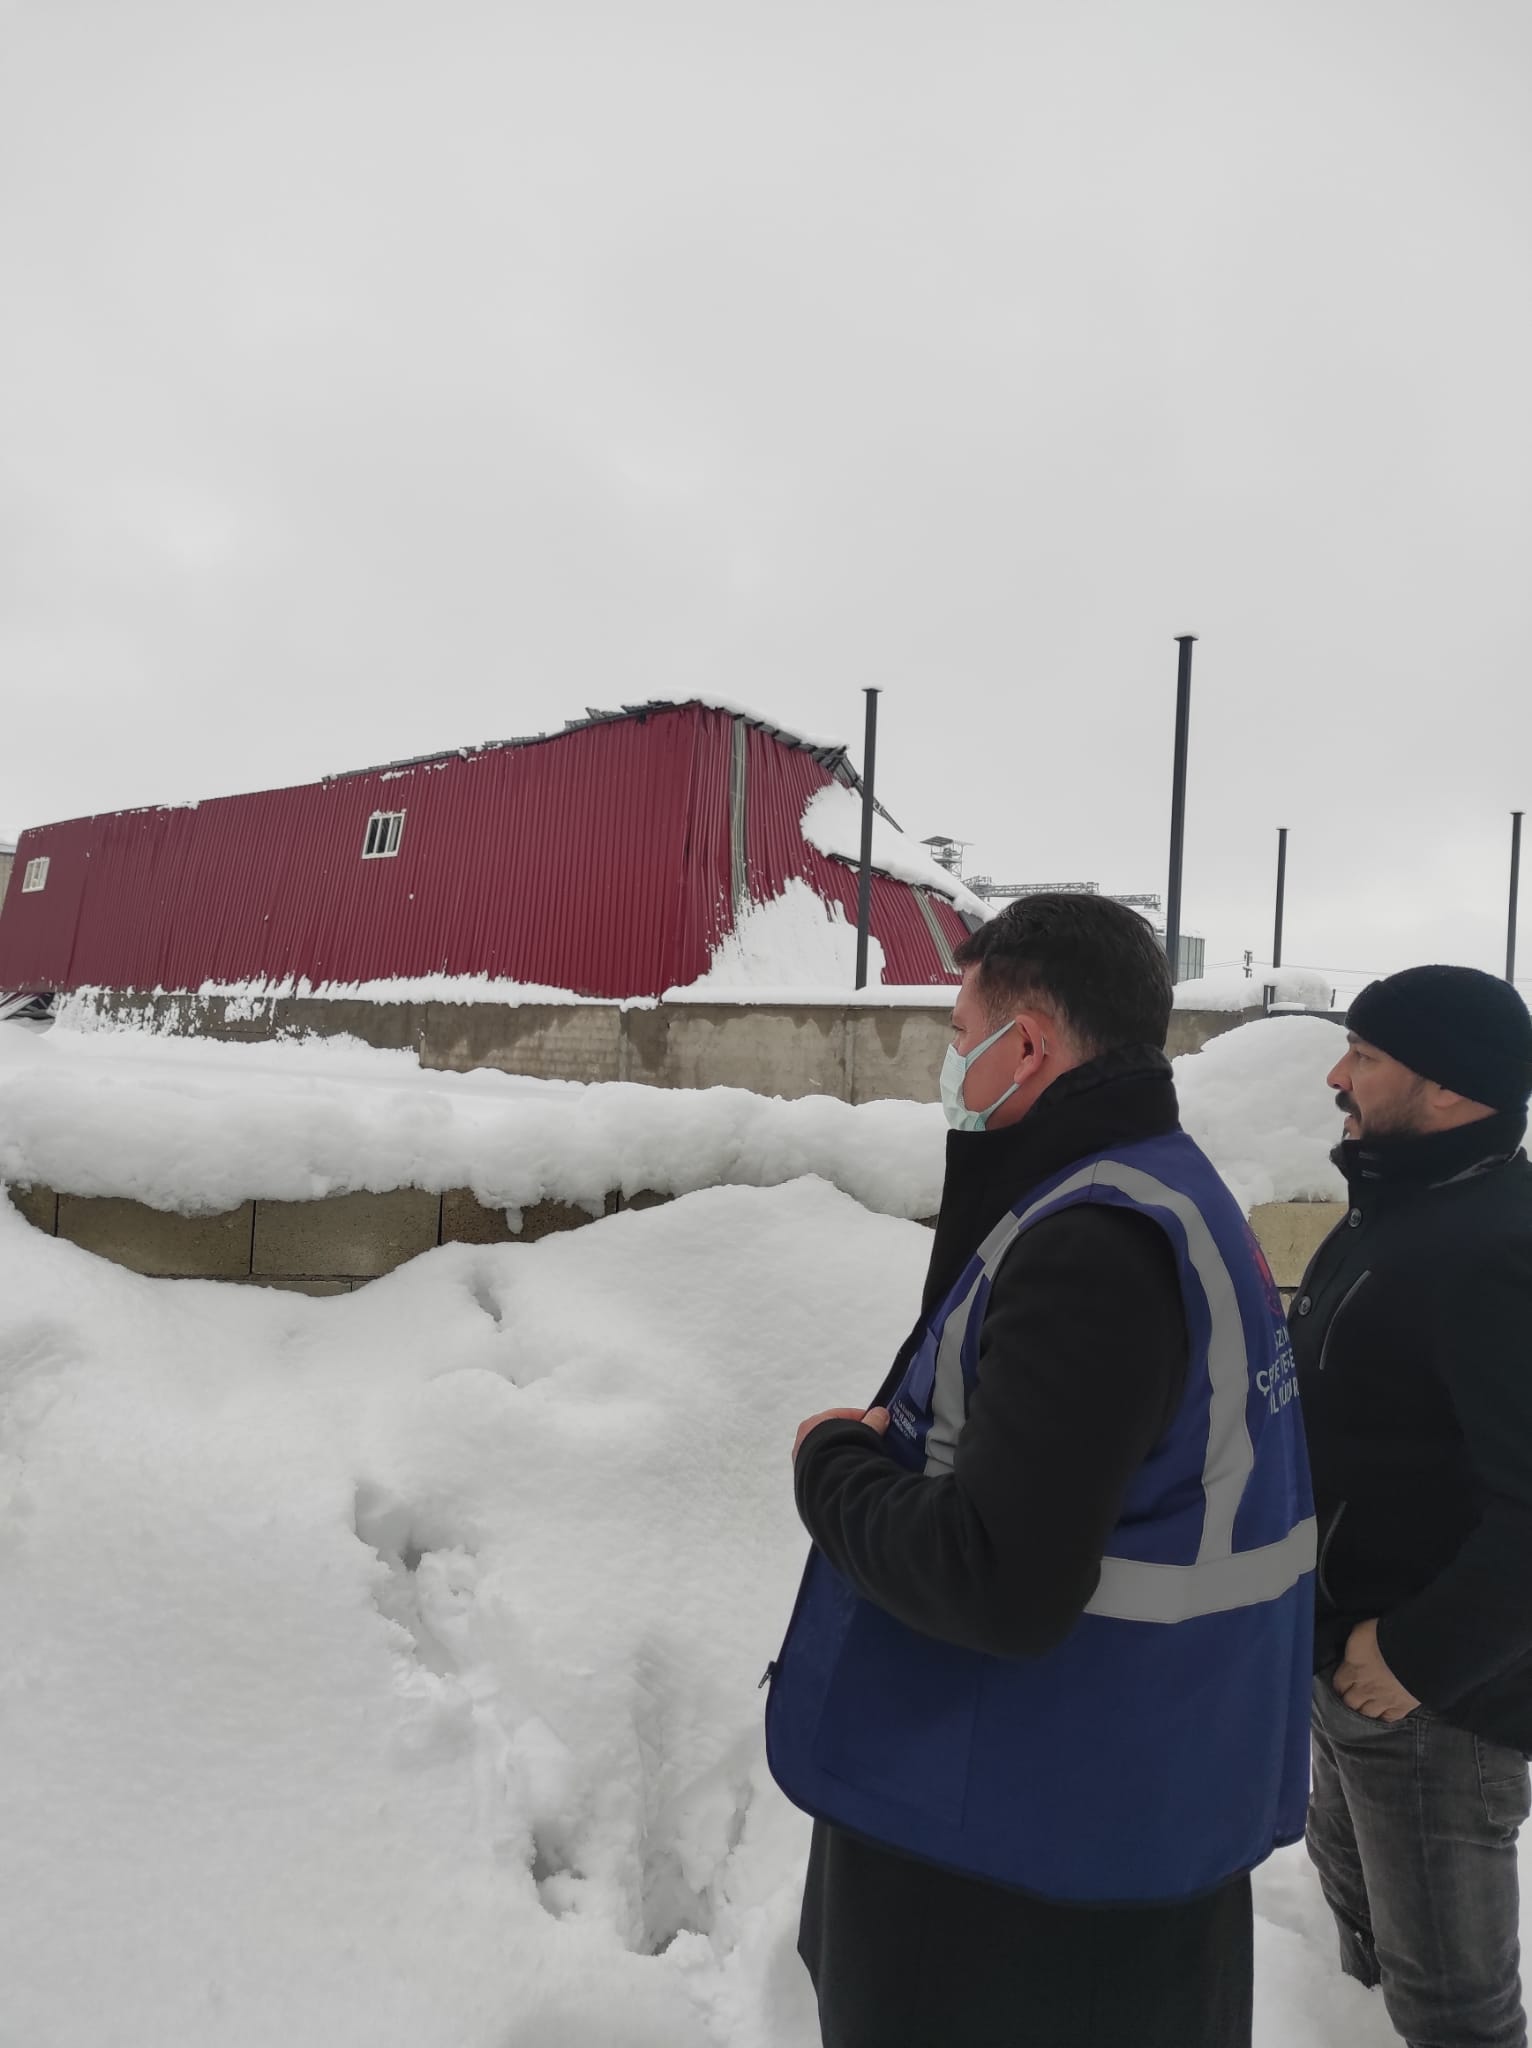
[1341,1079,1433,1144]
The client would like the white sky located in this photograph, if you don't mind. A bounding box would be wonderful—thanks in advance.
[2,0,1529,989]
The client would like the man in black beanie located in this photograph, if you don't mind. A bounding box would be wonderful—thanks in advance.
[1293,964,1532,2048]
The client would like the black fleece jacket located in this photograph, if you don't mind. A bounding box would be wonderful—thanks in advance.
[793,1046,1189,1661]
[1292,1108,1532,1750]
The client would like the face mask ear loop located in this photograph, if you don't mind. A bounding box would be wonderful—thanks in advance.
[941,1017,1023,1133]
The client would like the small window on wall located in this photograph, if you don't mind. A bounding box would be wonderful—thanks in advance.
[21,857,49,893]
[362,811,405,859]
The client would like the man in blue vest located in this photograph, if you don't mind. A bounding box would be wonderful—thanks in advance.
[765,892,1315,2048]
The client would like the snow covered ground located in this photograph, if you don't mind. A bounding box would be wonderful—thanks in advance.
[0,1008,1419,2046]
[2,1175,1412,2048]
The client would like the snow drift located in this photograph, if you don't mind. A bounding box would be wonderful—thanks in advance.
[0,1013,1349,1221]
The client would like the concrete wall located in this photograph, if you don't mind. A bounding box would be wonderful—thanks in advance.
[72,989,1258,1100]
[1165,1004,1264,1058]
[0,847,12,916]
[9,1179,1345,1298]
[6,1182,660,1292]
[1247,1200,1347,1290]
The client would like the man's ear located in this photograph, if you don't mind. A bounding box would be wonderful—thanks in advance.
[1009,1011,1050,1071]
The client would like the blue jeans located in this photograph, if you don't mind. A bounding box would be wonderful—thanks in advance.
[1308,1674,1531,2048]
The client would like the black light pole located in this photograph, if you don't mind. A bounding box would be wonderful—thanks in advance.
[1509,811,1524,985]
[1273,827,1288,971]
[1164,635,1197,984]
[854,689,881,990]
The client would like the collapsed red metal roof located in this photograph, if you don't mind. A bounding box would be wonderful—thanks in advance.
[0,702,971,999]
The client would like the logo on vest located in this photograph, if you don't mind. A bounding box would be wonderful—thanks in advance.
[1256,1328,1298,1416]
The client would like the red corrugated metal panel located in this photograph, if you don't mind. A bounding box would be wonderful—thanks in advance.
[0,702,961,999]
[0,817,97,988]
[6,706,738,999]
[668,709,736,985]
[741,726,960,985]
[926,894,973,957]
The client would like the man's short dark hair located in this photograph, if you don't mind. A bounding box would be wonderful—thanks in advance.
[952,893,1174,1054]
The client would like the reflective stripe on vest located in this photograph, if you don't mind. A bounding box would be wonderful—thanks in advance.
[922,1156,1316,1621]
[764,1130,1317,1903]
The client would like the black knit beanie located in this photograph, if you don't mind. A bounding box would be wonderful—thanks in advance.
[1346,965,1532,1112]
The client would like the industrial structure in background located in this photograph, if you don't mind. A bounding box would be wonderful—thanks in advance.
[920,838,1207,982]
[0,702,978,1005]
[0,839,13,917]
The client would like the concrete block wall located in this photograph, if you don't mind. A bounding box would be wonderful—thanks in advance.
[1247,1201,1346,1291]
[423,1004,625,1085]
[5,1182,651,1290]
[71,989,1262,1100]
[9,1179,1341,1300]
[1164,1006,1264,1058]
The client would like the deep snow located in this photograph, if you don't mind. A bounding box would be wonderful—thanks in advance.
[0,1004,1416,2046]
[1,1180,1413,2048]
[0,1012,1349,1220]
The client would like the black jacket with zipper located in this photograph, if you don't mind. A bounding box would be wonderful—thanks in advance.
[1291,1108,1532,1751]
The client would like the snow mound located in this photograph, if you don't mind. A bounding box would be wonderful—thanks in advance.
[799,784,989,918]
[1177,1016,1348,1211]
[1175,967,1337,1013]
[676,879,887,992]
[0,1024,946,1221]
[0,1011,1357,1224]
[0,1169,1418,2047]
[0,1179,922,2047]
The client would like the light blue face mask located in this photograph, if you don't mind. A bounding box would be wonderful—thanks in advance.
[940,1018,1019,1133]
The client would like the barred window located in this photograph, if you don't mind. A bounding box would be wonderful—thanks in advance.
[362,812,405,859]
[21,856,49,893]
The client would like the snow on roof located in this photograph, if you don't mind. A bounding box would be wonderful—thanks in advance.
[335,696,856,790]
[799,784,989,917]
[15,699,910,848]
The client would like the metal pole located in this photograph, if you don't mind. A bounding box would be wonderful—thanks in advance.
[1164,635,1196,985]
[854,689,881,990]
[1273,827,1288,971]
[1509,811,1523,985]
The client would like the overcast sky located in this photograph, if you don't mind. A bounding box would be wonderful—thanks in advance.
[3,0,1529,990]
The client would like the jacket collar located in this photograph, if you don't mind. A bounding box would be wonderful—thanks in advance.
[1333,1106,1528,1192]
[921,1045,1180,1313]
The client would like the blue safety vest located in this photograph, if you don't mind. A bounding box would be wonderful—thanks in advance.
[765,1132,1316,1904]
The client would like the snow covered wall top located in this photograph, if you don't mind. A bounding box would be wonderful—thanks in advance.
[0,1013,1350,1220]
